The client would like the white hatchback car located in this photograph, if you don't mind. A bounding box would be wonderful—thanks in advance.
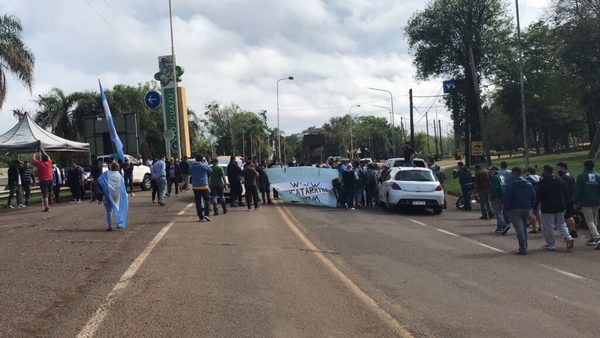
[378,167,444,214]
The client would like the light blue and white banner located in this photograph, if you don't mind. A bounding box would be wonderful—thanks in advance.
[266,167,339,208]
[98,79,125,162]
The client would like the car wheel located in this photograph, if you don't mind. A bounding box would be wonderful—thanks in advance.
[433,205,443,215]
[141,174,152,191]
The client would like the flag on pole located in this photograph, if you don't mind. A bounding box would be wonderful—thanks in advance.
[98,79,125,162]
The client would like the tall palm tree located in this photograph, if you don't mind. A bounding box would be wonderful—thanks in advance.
[0,15,34,108]
[35,88,78,139]
[11,108,27,121]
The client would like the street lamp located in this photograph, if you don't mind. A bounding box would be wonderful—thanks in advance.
[368,87,395,156]
[349,104,360,158]
[277,76,294,162]
[515,0,529,167]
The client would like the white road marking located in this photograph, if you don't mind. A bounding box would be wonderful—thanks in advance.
[539,264,586,280]
[279,206,414,338]
[177,203,193,215]
[409,219,427,226]
[77,203,192,337]
[436,228,459,237]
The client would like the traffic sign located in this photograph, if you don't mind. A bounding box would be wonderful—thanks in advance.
[144,90,162,109]
[471,141,484,156]
[163,129,175,141]
[443,80,455,93]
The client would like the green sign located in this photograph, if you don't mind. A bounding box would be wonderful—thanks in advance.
[163,87,178,157]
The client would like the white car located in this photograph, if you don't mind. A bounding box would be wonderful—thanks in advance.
[97,154,152,190]
[378,167,444,214]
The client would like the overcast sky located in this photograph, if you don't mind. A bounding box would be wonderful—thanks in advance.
[1,0,551,137]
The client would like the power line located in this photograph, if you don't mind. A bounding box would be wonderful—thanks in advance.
[279,98,388,112]
[101,0,155,57]
[83,0,154,67]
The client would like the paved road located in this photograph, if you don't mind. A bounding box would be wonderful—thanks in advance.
[2,190,600,337]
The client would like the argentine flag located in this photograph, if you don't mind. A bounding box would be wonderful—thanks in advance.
[98,170,129,229]
[98,80,125,162]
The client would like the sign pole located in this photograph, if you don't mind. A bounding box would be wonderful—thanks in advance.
[169,0,181,160]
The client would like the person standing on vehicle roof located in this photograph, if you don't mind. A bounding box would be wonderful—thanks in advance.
[403,143,415,167]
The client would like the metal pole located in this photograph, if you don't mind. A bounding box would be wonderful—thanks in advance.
[425,110,430,154]
[516,0,529,167]
[438,119,443,155]
[367,88,395,156]
[409,89,415,148]
[277,79,281,161]
[168,0,181,160]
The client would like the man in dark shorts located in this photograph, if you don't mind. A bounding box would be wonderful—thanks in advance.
[33,149,53,212]
[557,162,578,238]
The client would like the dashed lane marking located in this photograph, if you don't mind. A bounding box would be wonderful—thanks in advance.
[409,219,427,226]
[77,202,193,338]
[278,206,414,338]
[538,264,586,280]
[177,203,194,215]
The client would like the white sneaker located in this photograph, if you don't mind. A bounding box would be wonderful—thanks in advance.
[350,207,356,210]
[6,205,15,209]
[18,204,26,208]
[131,193,135,197]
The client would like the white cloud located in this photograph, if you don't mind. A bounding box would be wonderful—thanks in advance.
[1,0,551,138]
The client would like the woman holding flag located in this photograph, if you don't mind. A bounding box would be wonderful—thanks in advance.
[98,162,128,231]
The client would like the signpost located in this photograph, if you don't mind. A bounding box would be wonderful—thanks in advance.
[471,141,484,157]
[144,90,162,109]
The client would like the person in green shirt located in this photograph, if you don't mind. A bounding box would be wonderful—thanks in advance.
[490,166,509,234]
[209,159,227,216]
[574,159,600,246]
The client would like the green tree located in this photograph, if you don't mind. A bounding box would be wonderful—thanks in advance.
[34,88,79,140]
[406,0,513,163]
[0,15,34,109]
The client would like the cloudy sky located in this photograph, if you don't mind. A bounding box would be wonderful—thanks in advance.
[2,0,551,137]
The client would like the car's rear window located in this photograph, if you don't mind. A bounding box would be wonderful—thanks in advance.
[394,170,434,182]
[392,160,426,168]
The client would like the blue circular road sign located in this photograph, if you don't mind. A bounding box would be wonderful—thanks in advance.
[144,90,162,109]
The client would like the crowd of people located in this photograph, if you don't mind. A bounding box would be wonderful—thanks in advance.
[454,159,600,255]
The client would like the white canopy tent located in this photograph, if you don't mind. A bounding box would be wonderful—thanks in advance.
[0,113,90,153]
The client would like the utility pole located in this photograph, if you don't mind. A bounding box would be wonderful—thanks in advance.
[409,89,415,148]
[168,0,181,159]
[438,119,443,155]
[426,110,430,154]
[516,0,529,168]
[433,119,439,157]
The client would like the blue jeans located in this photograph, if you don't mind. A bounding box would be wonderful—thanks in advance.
[510,209,531,253]
[492,199,507,231]
[354,188,364,206]
[158,177,167,203]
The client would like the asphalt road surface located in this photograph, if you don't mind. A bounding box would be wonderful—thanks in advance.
[2,190,600,337]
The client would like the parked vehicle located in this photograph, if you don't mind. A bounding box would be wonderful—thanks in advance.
[96,154,152,190]
[378,167,444,214]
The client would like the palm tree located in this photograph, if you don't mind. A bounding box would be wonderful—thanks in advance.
[35,88,78,139]
[11,108,27,121]
[0,15,35,108]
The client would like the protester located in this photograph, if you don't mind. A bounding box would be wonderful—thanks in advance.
[453,162,473,211]
[90,157,102,203]
[180,156,190,192]
[97,162,128,231]
[227,156,244,207]
[402,143,415,167]
[242,162,260,210]
[190,154,212,221]
[474,165,493,220]
[355,160,367,208]
[556,162,578,238]
[123,158,135,196]
[536,165,574,251]
[20,161,35,205]
[209,158,227,216]
[525,167,541,233]
[166,158,180,197]
[504,167,536,255]
[366,163,378,208]
[573,159,600,246]
[33,150,53,212]
[67,160,83,203]
[490,166,509,235]
[341,163,358,210]
[257,160,272,205]
[6,160,24,209]
[429,160,447,209]
[51,163,63,204]
[499,161,512,226]
[151,156,167,206]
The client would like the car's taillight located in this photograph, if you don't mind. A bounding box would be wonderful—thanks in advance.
[391,182,402,190]
[435,184,443,191]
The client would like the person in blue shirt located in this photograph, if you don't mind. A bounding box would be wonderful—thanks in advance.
[151,156,167,206]
[190,154,213,222]
[504,167,537,255]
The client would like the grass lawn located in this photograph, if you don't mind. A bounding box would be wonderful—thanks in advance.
[443,150,590,196]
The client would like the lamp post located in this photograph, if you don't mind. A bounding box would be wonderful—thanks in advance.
[349,104,360,158]
[277,76,294,162]
[367,87,395,156]
[515,0,529,168]
[168,0,181,159]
